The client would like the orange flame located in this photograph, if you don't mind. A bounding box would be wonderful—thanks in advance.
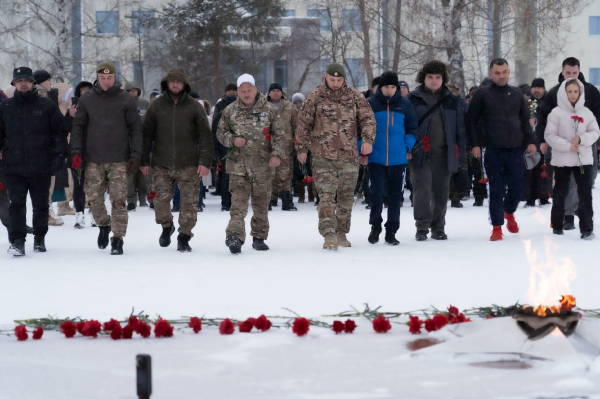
[560,295,576,310]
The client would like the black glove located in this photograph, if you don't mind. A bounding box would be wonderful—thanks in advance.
[51,155,66,175]
[126,157,141,175]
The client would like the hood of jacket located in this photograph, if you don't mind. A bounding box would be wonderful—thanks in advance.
[160,67,191,95]
[558,71,587,84]
[557,78,586,112]
[74,81,93,98]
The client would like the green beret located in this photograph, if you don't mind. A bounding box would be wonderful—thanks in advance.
[326,63,346,78]
[96,61,117,74]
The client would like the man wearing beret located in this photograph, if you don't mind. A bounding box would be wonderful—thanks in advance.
[70,61,143,255]
[296,62,376,250]
[0,67,69,256]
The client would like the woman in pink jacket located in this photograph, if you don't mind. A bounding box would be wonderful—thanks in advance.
[544,78,599,239]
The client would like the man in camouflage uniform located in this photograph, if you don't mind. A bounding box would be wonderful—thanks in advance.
[71,61,143,255]
[141,67,213,252]
[267,82,298,211]
[216,74,284,254]
[296,63,376,249]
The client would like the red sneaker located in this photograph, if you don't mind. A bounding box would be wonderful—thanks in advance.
[490,226,503,241]
[504,212,519,233]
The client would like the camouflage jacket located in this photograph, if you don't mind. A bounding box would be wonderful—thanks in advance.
[268,97,297,146]
[216,93,285,177]
[295,78,376,159]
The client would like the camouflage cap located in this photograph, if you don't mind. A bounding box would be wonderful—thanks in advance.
[326,63,346,78]
[96,61,117,74]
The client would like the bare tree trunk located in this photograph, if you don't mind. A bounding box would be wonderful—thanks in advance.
[491,0,502,60]
[214,29,221,98]
[442,0,466,95]
[55,0,70,82]
[358,0,374,84]
[392,0,402,72]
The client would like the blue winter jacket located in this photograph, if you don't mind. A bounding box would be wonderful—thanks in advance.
[366,89,418,166]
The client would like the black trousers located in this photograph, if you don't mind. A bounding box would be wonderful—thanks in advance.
[5,174,51,241]
[551,165,593,233]
[523,153,551,202]
[368,163,405,234]
[71,168,86,213]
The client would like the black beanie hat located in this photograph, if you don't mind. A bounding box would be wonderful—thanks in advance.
[268,82,283,93]
[531,78,545,89]
[33,69,51,85]
[224,82,237,93]
[379,71,399,88]
[371,76,380,88]
[399,81,409,90]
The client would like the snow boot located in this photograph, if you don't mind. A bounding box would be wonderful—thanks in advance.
[110,237,124,255]
[252,237,269,251]
[337,233,351,247]
[281,191,297,211]
[177,233,192,252]
[490,226,503,241]
[563,215,575,230]
[323,234,338,250]
[368,226,382,244]
[33,236,46,252]
[57,201,76,216]
[74,212,85,229]
[8,238,25,257]
[127,203,136,212]
[415,230,428,241]
[504,212,519,233]
[159,224,176,247]
[385,233,399,246]
[581,231,595,240]
[226,234,243,254]
[431,231,448,240]
[98,226,111,249]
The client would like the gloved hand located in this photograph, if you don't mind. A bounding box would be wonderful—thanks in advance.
[51,155,66,175]
[126,157,141,175]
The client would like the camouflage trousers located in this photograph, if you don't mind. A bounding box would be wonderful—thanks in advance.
[226,170,273,243]
[153,166,200,237]
[271,149,294,198]
[312,157,359,237]
[85,162,128,238]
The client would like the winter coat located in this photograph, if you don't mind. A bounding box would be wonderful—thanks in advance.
[367,88,418,166]
[408,85,466,173]
[70,81,142,164]
[142,67,213,169]
[296,77,376,160]
[0,89,69,176]
[544,79,600,167]
[537,72,600,144]
[212,95,238,161]
[216,93,285,177]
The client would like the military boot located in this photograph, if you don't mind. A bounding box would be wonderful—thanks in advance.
[8,238,25,257]
[323,234,338,250]
[111,237,124,255]
[281,191,298,211]
[33,236,46,252]
[177,233,192,252]
[98,226,111,249]
[252,237,269,251]
[226,234,243,254]
[337,233,351,247]
[159,224,176,247]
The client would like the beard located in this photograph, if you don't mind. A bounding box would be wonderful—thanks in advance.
[168,87,182,96]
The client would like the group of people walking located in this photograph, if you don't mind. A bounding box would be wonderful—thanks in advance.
[0,55,597,257]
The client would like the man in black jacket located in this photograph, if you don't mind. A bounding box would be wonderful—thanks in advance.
[466,59,536,241]
[0,67,69,256]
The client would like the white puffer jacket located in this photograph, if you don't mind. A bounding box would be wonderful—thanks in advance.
[545,78,600,167]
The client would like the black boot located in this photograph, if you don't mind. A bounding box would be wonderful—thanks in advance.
[385,233,400,246]
[524,200,536,208]
[270,197,278,207]
[8,238,25,257]
[581,231,595,240]
[564,215,575,230]
[368,226,382,244]
[127,202,136,211]
[226,234,243,254]
[431,231,448,240]
[553,228,564,235]
[33,236,46,252]
[171,204,180,212]
[159,224,176,247]
[98,226,111,249]
[450,201,463,208]
[221,205,230,212]
[252,237,269,251]
[473,198,484,207]
[26,225,33,235]
[415,230,428,241]
[111,237,124,255]
[281,191,298,211]
[177,233,192,252]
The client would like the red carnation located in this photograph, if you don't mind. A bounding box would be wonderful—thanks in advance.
[218,161,223,167]
[408,316,423,334]
[82,320,102,338]
[424,318,437,332]
[263,127,270,134]
[110,324,123,340]
[147,191,156,200]
[571,116,578,121]
[344,319,357,333]
[71,155,82,170]
[360,153,370,157]
[265,134,271,140]
[447,306,459,320]
[254,315,272,332]
[332,321,345,334]
[76,321,85,334]
[32,326,44,340]
[154,318,174,338]
[219,318,235,335]
[238,317,255,333]
[189,317,202,333]
[15,325,28,341]
[541,164,548,170]
[122,325,133,339]
[216,167,221,172]
[478,178,489,184]
[422,136,430,143]
[432,314,449,330]
[450,313,471,324]
[103,319,121,332]
[372,314,392,333]
[128,316,140,329]
[292,317,310,337]
[424,143,431,152]
[0,182,4,190]
[60,321,77,338]
[541,172,548,179]
[136,322,152,338]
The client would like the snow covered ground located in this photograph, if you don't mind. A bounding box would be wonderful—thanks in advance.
[1,187,600,399]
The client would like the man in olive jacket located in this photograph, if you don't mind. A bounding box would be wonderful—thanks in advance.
[71,61,143,255]
[141,67,213,252]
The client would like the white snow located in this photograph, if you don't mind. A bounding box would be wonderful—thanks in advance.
[1,188,600,398]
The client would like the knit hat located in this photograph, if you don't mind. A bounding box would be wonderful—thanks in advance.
[224,82,237,92]
[291,93,305,104]
[237,73,255,87]
[96,61,117,74]
[378,71,399,88]
[399,81,409,90]
[531,78,545,89]
[33,69,51,85]
[11,67,36,85]
[371,76,380,88]
[326,63,346,78]
[268,82,283,93]
[189,91,200,99]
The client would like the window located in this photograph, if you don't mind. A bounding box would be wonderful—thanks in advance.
[346,58,365,87]
[590,68,600,86]
[590,17,600,35]
[96,11,119,35]
[283,9,295,17]
[321,58,331,75]
[307,9,330,32]
[132,11,155,34]
[342,9,360,32]
[133,61,143,87]
[274,60,287,88]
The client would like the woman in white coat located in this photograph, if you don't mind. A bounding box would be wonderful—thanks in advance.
[544,78,599,239]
